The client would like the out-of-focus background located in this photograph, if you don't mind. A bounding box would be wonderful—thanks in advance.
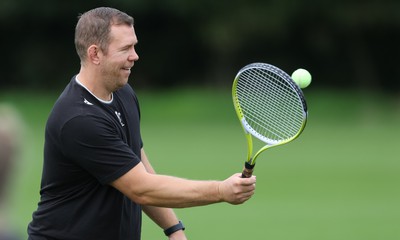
[1,0,399,239]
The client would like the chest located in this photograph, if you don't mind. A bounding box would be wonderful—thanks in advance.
[103,95,141,151]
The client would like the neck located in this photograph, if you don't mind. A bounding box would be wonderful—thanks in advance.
[77,68,113,101]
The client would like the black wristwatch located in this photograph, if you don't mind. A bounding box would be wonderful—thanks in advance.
[163,221,185,236]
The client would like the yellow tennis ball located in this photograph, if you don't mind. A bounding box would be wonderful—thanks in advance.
[291,68,312,89]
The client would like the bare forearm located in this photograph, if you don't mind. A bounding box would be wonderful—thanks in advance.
[132,169,222,208]
[137,149,222,207]
[142,205,179,229]
[112,162,255,208]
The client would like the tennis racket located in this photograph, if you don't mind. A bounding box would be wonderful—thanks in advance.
[232,62,308,178]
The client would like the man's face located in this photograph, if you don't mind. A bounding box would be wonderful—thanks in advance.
[100,24,139,91]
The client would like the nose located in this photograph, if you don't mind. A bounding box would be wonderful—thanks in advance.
[129,49,139,62]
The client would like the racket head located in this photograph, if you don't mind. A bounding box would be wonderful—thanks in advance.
[232,63,308,165]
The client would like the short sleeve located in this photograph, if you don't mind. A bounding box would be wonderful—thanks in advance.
[60,115,140,185]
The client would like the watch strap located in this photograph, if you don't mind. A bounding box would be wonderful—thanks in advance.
[163,221,185,236]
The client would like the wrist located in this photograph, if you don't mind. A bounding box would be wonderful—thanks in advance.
[168,229,186,240]
[217,181,224,202]
[164,221,185,236]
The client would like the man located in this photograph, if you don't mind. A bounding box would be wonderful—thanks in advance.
[28,7,256,240]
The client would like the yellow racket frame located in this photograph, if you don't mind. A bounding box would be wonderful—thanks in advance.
[232,63,308,177]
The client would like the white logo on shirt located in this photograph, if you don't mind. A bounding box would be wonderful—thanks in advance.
[115,111,125,127]
[83,98,93,105]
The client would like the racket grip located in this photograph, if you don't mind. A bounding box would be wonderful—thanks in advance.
[241,161,255,178]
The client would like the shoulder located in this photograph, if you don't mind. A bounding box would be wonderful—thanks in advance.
[47,77,111,132]
[60,114,114,145]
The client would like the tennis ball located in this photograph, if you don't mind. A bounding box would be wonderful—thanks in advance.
[291,68,312,89]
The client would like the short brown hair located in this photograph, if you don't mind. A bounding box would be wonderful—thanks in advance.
[74,7,134,62]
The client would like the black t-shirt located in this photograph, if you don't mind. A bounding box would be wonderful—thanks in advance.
[28,77,143,240]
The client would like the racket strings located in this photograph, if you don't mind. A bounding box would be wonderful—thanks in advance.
[252,70,303,129]
[236,68,304,142]
[240,73,302,129]
[238,87,300,139]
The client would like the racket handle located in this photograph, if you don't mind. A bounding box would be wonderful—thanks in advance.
[241,161,255,178]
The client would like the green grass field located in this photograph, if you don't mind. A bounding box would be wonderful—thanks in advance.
[1,88,400,239]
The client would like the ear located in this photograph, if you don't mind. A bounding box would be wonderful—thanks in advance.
[87,45,101,65]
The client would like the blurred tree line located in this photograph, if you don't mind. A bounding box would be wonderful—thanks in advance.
[1,0,399,92]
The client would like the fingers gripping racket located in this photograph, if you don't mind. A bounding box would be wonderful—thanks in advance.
[232,63,308,178]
